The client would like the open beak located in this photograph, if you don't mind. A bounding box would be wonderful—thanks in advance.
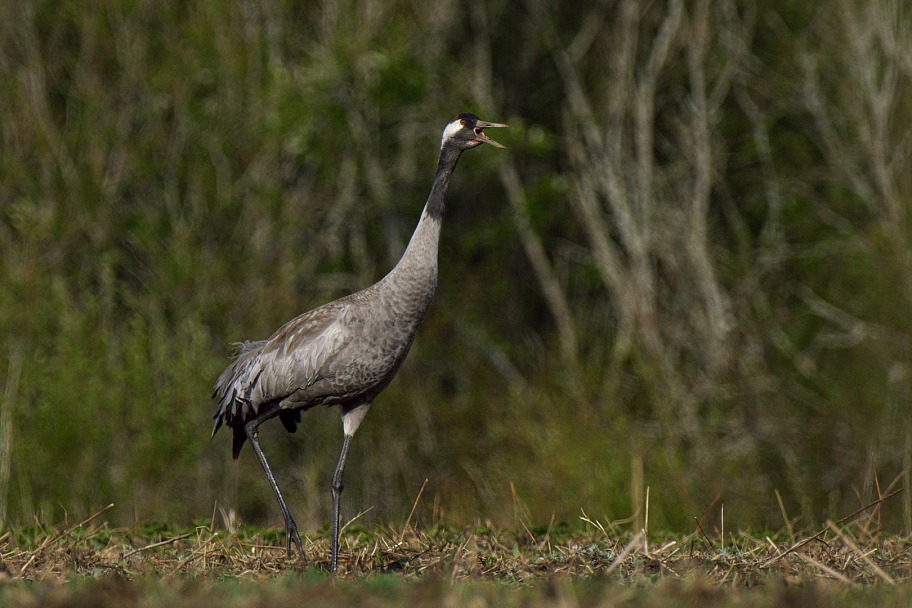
[472,119,508,149]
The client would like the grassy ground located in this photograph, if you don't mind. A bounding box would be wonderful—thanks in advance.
[2,497,911,607]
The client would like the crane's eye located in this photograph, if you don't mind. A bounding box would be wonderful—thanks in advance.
[460,119,467,126]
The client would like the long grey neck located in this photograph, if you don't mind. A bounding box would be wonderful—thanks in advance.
[385,144,463,284]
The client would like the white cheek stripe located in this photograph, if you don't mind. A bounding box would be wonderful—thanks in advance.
[441,120,462,147]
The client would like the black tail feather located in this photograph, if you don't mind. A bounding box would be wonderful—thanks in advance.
[279,409,301,433]
[232,426,247,459]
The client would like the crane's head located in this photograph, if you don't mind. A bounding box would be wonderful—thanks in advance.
[442,113,508,151]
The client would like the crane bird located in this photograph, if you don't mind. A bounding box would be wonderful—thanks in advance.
[212,113,507,573]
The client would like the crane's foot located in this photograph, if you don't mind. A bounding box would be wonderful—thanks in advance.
[285,518,307,563]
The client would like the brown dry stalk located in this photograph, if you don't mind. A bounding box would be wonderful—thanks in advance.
[604,530,645,577]
[18,503,114,576]
[168,531,220,575]
[827,521,896,585]
[797,552,856,585]
[400,479,429,541]
[122,533,193,559]
[760,488,904,568]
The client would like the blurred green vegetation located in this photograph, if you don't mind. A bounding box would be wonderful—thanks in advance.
[1,0,910,536]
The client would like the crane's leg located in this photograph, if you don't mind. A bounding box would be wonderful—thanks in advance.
[245,413,307,562]
[330,433,353,573]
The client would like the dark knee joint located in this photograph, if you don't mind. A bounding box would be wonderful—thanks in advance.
[331,472,344,494]
[244,420,259,439]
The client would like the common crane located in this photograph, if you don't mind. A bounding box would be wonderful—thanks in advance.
[212,113,507,573]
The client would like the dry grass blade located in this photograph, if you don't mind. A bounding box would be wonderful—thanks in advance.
[400,479,428,541]
[123,533,193,559]
[579,509,607,535]
[694,516,715,551]
[604,530,645,577]
[761,488,904,567]
[827,521,896,585]
[765,536,781,557]
[340,506,375,534]
[168,532,220,575]
[797,552,856,585]
[519,519,537,547]
[775,489,795,544]
[18,503,115,576]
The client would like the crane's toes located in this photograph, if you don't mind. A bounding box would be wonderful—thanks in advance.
[285,521,307,563]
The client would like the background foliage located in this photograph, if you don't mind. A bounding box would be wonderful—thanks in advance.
[0,0,910,534]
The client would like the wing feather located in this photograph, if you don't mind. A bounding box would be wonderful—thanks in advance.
[211,300,352,437]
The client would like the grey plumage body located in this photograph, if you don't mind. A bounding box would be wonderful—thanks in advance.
[213,224,438,454]
[211,113,506,573]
